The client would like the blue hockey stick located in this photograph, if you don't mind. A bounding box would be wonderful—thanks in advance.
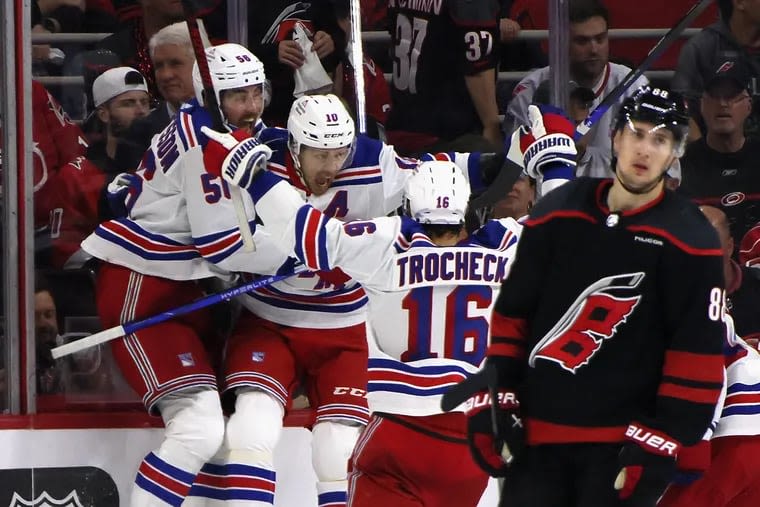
[574,0,712,141]
[51,267,307,359]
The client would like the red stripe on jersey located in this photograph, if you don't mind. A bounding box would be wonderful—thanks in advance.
[254,285,364,305]
[658,382,721,404]
[628,226,723,256]
[334,168,382,180]
[490,314,528,340]
[369,368,466,388]
[525,210,597,227]
[103,222,196,253]
[526,418,626,445]
[662,350,724,384]
[181,113,197,147]
[196,232,240,257]
[487,342,525,360]
[725,393,760,405]
[303,209,322,268]
[224,475,275,492]
[431,153,453,162]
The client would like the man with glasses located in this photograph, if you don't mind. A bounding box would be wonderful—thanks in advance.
[679,58,760,256]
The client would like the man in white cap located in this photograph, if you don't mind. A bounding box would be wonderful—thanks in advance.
[90,66,151,171]
[40,66,150,269]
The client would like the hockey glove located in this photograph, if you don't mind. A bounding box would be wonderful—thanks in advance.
[105,172,141,218]
[615,423,679,506]
[201,126,272,190]
[506,104,577,180]
[464,388,524,477]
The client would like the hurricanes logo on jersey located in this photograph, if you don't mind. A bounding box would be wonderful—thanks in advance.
[529,272,644,373]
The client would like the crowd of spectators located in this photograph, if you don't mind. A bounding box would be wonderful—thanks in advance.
[3,0,759,421]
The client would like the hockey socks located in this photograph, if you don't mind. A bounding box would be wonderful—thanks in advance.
[132,452,196,507]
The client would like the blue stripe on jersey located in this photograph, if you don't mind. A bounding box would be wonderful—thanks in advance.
[330,176,383,187]
[469,220,518,251]
[94,227,200,261]
[175,114,190,152]
[722,405,760,417]
[114,219,189,245]
[246,291,368,313]
[258,281,362,300]
[145,451,196,484]
[225,464,276,480]
[350,134,384,166]
[294,206,331,270]
[318,491,347,506]
[368,358,472,377]
[368,382,456,396]
[135,474,183,506]
[728,382,760,392]
[465,153,484,192]
[248,170,285,202]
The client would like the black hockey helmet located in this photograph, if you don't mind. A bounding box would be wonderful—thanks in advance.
[613,85,690,156]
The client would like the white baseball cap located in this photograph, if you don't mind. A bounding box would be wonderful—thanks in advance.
[92,67,148,107]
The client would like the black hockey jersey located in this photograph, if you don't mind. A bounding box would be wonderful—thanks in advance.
[488,177,725,448]
[386,0,499,140]
[679,137,760,254]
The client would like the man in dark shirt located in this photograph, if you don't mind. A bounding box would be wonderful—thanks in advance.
[679,58,760,256]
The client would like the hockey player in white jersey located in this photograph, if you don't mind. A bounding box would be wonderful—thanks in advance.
[191,94,516,507]
[80,43,275,507]
[201,102,577,507]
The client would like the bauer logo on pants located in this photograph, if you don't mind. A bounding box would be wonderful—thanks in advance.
[0,467,119,506]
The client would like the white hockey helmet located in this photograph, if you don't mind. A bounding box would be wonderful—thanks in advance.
[404,161,471,225]
[287,94,355,163]
[192,43,267,111]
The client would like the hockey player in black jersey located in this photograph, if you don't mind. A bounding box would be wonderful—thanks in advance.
[463,86,726,507]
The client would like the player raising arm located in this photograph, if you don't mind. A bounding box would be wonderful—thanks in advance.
[200,103,578,507]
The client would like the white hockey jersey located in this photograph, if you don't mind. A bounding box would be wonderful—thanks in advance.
[249,174,521,416]
[81,100,285,281]
[505,62,649,179]
[713,314,760,438]
[237,127,486,328]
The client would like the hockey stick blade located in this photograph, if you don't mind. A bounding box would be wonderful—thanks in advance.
[470,158,523,210]
[574,0,713,141]
[51,267,307,359]
[441,366,493,412]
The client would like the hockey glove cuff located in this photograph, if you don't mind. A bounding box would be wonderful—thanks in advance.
[201,126,272,189]
[615,422,679,505]
[464,389,523,477]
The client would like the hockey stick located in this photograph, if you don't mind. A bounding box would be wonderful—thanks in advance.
[51,267,307,359]
[472,0,712,209]
[441,365,492,412]
[469,158,523,210]
[574,0,713,141]
[348,0,367,134]
[181,0,256,252]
